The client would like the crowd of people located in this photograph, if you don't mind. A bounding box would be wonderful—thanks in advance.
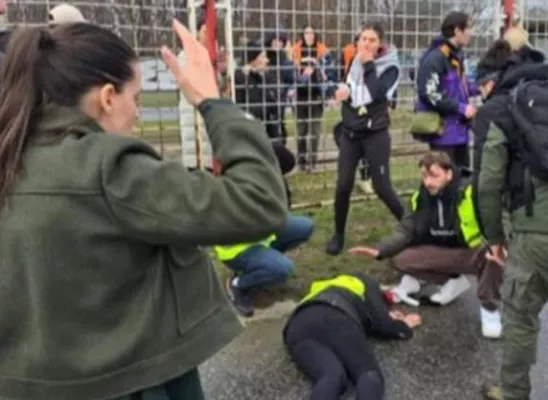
[0,2,545,400]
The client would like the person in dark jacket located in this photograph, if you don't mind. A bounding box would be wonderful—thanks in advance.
[349,151,503,339]
[467,34,548,400]
[264,27,295,144]
[234,40,296,206]
[414,11,477,168]
[325,22,404,256]
[234,41,281,141]
[283,272,421,400]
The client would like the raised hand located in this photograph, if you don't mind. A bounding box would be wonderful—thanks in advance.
[161,19,220,106]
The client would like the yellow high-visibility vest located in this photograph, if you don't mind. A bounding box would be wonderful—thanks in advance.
[410,184,482,248]
[214,234,277,262]
[299,274,367,305]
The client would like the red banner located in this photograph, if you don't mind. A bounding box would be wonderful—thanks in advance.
[503,0,515,32]
[205,0,218,72]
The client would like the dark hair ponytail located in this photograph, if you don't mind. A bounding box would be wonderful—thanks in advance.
[0,23,136,211]
[0,27,50,209]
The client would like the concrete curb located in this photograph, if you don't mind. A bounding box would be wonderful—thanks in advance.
[239,299,298,325]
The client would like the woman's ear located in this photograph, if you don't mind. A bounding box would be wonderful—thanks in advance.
[98,83,117,115]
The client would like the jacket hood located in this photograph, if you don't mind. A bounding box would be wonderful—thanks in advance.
[375,44,399,70]
[493,47,548,96]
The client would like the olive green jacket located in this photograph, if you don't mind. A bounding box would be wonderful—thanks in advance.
[476,123,548,242]
[0,99,287,399]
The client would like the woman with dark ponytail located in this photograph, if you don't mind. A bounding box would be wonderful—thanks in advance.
[0,20,287,400]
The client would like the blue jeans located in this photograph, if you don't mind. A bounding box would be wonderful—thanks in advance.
[226,215,314,290]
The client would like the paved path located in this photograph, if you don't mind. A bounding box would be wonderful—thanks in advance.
[200,282,548,400]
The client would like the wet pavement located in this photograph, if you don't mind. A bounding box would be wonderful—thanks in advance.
[200,284,548,400]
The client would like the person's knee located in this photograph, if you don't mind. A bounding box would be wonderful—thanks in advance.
[286,215,314,243]
[336,173,354,195]
[370,171,391,196]
[390,251,413,273]
[271,257,295,282]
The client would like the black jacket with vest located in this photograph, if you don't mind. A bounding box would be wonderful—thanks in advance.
[283,273,412,342]
[340,45,400,137]
[375,169,479,259]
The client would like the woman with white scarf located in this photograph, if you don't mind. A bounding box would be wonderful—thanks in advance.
[326,22,404,256]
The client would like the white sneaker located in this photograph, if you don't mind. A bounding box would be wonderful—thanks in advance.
[357,179,374,194]
[394,275,421,295]
[392,275,421,307]
[430,275,471,305]
[481,307,502,339]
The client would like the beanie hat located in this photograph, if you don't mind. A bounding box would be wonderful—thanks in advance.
[243,40,264,64]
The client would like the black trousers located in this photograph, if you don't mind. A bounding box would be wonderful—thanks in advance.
[334,129,404,235]
[429,143,470,169]
[285,305,385,400]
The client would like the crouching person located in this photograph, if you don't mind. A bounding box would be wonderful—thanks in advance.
[349,151,503,339]
[215,215,314,317]
[283,273,421,400]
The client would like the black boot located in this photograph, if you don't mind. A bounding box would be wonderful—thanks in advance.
[325,234,344,255]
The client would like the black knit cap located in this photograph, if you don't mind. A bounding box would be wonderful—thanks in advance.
[243,40,264,64]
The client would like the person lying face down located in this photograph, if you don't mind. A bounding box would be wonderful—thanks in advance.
[283,272,421,400]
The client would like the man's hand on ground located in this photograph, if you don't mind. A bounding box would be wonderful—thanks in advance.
[403,313,422,328]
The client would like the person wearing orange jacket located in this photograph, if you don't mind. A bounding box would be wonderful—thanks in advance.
[292,25,329,171]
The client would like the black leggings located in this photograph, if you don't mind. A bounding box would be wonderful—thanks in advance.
[334,130,404,235]
[285,305,385,400]
[429,143,470,169]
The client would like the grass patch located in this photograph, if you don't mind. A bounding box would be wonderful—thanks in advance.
[288,156,421,205]
[140,91,178,108]
[215,200,403,307]
[133,97,416,147]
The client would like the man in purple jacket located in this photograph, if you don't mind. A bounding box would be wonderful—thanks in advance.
[415,11,477,168]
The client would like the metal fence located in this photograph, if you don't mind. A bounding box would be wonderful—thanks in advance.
[2,0,546,208]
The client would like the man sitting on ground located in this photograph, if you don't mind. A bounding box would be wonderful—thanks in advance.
[349,151,503,339]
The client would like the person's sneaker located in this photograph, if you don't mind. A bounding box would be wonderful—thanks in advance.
[225,278,254,318]
[392,275,422,306]
[481,382,502,400]
[429,275,471,305]
[356,179,374,195]
[395,275,421,295]
[481,307,503,339]
[325,234,344,255]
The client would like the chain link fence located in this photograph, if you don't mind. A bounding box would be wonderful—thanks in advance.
[4,0,543,208]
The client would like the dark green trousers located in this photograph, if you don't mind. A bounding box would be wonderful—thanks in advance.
[501,233,548,400]
[115,369,205,400]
